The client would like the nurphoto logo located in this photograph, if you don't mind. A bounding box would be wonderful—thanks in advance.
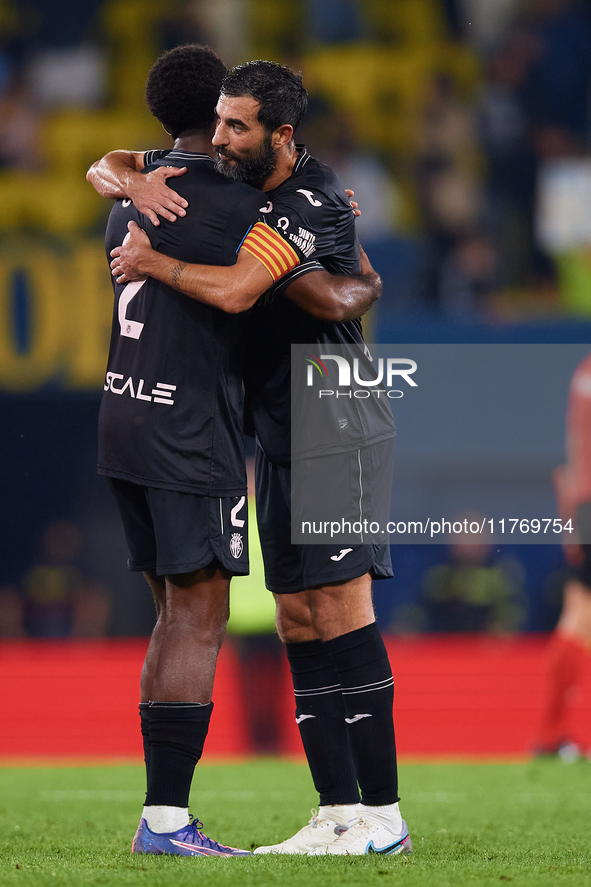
[304,353,418,399]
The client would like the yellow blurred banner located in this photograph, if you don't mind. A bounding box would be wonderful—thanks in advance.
[0,236,112,392]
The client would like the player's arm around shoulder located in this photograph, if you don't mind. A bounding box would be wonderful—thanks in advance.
[86,150,188,226]
[109,220,285,314]
[87,149,145,198]
[284,245,382,322]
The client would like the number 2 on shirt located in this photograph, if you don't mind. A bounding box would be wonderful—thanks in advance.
[118,230,146,339]
[118,280,146,339]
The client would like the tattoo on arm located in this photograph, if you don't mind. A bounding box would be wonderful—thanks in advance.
[170,261,186,288]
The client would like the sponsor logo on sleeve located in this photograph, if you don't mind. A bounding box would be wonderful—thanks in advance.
[288,227,316,257]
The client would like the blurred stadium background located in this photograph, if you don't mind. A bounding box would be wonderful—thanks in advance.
[1,0,591,760]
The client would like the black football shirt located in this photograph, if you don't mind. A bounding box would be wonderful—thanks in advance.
[244,147,395,462]
[97,151,264,495]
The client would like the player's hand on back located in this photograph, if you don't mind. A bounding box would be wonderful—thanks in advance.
[110,221,152,284]
[128,166,189,226]
[345,188,360,218]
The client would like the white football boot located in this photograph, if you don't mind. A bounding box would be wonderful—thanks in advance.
[253,807,354,855]
[320,815,412,856]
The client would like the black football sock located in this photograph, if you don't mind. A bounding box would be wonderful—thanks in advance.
[144,701,213,808]
[139,702,151,803]
[286,639,360,806]
[324,623,399,806]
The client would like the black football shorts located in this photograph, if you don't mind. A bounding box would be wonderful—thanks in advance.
[108,478,249,576]
[291,437,395,545]
[254,448,392,594]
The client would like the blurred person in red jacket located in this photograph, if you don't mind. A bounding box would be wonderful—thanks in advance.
[535,353,591,759]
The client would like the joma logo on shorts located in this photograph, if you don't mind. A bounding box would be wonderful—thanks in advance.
[104,372,176,405]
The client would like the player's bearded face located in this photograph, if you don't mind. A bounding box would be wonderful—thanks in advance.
[214,133,277,188]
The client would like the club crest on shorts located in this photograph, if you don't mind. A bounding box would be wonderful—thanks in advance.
[230,533,243,559]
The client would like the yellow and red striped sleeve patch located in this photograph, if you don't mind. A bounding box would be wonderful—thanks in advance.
[241,222,300,282]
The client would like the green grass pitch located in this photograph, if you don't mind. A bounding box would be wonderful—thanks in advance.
[1,759,590,886]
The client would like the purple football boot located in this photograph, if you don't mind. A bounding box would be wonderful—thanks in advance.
[132,815,251,857]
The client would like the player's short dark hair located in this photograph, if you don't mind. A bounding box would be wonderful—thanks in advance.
[221,60,308,135]
[145,44,226,138]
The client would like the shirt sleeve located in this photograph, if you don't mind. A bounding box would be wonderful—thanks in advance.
[266,258,326,295]
[259,185,352,294]
[262,187,337,261]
